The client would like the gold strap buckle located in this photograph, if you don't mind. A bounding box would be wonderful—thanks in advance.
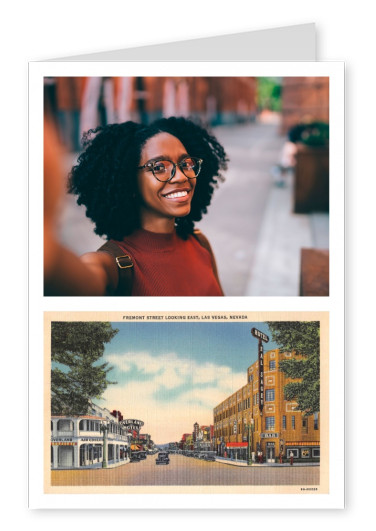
[115,255,133,269]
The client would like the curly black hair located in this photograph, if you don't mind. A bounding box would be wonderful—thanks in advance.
[68,116,228,240]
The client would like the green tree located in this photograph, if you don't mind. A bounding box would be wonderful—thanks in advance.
[51,322,118,415]
[257,77,282,112]
[266,321,320,415]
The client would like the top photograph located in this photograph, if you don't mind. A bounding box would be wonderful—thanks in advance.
[44,76,329,297]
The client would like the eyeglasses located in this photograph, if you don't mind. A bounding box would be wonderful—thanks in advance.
[138,156,203,182]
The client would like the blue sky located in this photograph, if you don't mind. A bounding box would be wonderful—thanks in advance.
[101,321,278,444]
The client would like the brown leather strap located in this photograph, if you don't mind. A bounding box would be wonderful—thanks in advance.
[193,229,223,294]
[97,241,133,296]
[97,231,222,296]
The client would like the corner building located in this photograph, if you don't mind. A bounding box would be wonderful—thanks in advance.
[51,402,130,469]
[213,349,320,462]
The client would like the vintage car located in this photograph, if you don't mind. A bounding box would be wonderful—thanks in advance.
[156,452,170,465]
[130,453,141,462]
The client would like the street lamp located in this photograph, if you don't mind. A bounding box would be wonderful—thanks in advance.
[100,423,110,468]
[245,418,255,466]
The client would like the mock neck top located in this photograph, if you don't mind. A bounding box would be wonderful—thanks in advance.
[113,228,223,296]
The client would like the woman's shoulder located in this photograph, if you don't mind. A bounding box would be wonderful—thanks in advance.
[191,228,213,254]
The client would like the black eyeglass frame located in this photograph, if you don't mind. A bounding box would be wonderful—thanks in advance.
[137,156,203,182]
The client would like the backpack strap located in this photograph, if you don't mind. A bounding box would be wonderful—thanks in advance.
[97,241,134,296]
[193,229,223,294]
[97,230,222,296]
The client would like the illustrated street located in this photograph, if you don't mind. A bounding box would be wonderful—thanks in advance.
[51,454,319,487]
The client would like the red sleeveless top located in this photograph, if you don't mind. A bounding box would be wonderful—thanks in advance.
[114,229,223,296]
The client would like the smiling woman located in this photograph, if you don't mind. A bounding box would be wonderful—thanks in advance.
[44,117,228,296]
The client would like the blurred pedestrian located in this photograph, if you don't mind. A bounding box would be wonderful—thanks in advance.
[80,77,103,138]
[56,77,83,152]
[271,140,297,187]
[289,451,294,466]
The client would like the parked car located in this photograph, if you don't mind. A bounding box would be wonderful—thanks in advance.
[204,454,216,462]
[139,452,147,460]
[130,453,141,462]
[156,452,170,465]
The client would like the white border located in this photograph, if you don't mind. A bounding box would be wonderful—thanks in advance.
[29,61,344,509]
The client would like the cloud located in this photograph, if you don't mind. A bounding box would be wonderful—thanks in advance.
[102,351,245,443]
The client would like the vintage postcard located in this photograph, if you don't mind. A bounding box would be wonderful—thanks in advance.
[33,311,337,509]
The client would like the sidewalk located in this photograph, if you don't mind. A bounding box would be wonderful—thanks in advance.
[215,457,320,467]
[245,173,329,296]
[198,121,329,296]
[55,458,130,471]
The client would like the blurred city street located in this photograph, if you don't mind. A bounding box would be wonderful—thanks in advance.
[190,120,328,296]
[58,120,328,296]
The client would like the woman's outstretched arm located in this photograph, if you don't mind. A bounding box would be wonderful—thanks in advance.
[44,118,118,296]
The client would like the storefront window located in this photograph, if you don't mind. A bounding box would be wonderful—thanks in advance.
[287,448,299,458]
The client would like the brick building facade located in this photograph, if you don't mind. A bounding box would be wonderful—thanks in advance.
[213,349,320,462]
[280,77,329,135]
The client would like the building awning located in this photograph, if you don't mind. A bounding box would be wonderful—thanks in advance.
[226,442,248,448]
[131,444,141,450]
[285,442,320,446]
[51,442,77,446]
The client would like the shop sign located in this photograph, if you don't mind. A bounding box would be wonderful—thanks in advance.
[79,437,102,442]
[122,419,144,432]
[260,433,279,438]
[51,437,73,442]
[251,328,268,414]
[251,328,269,343]
[259,344,264,412]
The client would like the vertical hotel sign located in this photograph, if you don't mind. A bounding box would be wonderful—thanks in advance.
[251,328,269,415]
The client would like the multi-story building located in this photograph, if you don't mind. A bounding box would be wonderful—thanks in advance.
[179,424,215,453]
[193,425,214,453]
[213,349,320,462]
[280,77,330,135]
[51,402,131,469]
